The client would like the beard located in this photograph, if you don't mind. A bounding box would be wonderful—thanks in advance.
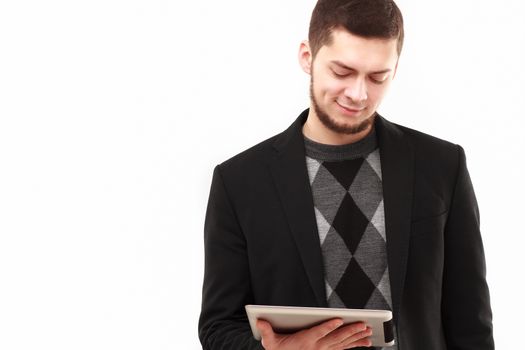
[310,78,376,135]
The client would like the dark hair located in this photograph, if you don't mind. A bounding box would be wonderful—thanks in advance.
[308,0,404,59]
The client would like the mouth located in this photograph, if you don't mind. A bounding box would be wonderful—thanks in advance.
[336,101,365,115]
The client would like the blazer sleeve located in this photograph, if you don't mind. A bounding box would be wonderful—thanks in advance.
[198,165,264,350]
[441,145,494,350]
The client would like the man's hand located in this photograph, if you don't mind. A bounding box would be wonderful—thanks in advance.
[256,318,373,350]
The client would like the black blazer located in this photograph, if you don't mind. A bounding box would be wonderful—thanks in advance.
[198,109,494,350]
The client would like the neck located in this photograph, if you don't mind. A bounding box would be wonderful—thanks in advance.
[302,108,374,145]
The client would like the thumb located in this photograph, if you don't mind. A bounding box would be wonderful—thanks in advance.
[256,319,275,340]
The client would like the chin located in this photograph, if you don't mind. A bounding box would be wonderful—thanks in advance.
[327,110,375,135]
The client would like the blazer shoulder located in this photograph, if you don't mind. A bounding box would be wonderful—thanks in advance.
[389,122,470,201]
[216,130,282,178]
[394,122,462,166]
[397,123,457,152]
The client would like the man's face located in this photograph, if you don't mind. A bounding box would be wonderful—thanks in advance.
[302,28,399,135]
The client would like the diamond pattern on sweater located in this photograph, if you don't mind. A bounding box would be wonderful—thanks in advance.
[353,222,388,286]
[334,258,376,309]
[322,227,352,294]
[366,149,382,179]
[324,158,364,190]
[371,200,386,241]
[331,193,370,254]
[306,157,321,185]
[310,164,347,224]
[307,155,390,308]
[376,268,393,309]
[349,159,383,221]
[304,133,396,350]
[314,207,331,245]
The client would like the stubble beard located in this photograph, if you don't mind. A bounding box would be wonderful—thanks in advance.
[309,78,376,135]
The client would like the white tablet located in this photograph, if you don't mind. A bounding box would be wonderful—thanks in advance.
[245,304,395,347]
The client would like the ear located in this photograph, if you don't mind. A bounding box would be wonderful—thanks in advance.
[298,40,313,75]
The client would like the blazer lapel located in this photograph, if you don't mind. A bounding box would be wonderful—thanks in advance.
[268,109,327,307]
[375,115,414,325]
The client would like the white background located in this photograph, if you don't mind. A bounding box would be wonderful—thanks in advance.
[0,0,523,349]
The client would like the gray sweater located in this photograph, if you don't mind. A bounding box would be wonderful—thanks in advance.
[304,127,396,349]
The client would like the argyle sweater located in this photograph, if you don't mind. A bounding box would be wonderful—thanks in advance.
[304,128,396,350]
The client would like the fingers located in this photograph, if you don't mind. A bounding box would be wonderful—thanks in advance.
[309,318,345,340]
[256,318,373,350]
[321,323,373,350]
[326,322,367,344]
[335,327,373,349]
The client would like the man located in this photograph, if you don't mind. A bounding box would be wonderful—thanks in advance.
[198,0,494,349]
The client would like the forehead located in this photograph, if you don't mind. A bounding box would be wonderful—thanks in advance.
[315,28,398,72]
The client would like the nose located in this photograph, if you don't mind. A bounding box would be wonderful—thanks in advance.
[343,77,367,104]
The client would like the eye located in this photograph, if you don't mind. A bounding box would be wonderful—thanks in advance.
[329,66,354,78]
[370,75,388,85]
[331,69,351,78]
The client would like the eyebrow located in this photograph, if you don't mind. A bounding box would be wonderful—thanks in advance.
[330,60,391,74]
